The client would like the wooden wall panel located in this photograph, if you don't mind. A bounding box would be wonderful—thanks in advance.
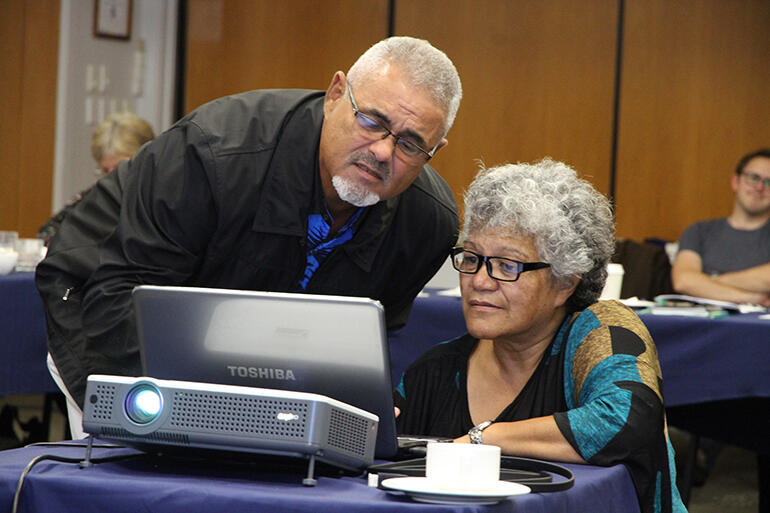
[0,0,26,232]
[18,0,59,237]
[185,0,389,113]
[184,1,770,243]
[395,0,619,214]
[615,0,770,242]
[0,0,59,237]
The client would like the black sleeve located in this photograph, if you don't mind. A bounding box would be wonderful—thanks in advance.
[79,122,219,376]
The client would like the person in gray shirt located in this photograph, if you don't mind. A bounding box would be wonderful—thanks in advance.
[672,148,770,306]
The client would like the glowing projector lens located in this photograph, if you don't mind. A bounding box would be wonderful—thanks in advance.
[125,384,162,424]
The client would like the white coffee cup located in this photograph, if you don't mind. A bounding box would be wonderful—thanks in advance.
[600,263,625,300]
[425,442,501,491]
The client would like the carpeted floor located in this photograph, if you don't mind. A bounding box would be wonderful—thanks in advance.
[686,443,758,512]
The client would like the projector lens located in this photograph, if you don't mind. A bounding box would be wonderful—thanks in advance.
[125,384,163,424]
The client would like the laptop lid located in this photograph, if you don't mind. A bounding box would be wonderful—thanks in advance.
[133,285,398,459]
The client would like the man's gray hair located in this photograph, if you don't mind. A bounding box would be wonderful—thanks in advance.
[347,36,462,136]
[460,158,615,311]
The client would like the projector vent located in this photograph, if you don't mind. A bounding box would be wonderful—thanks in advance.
[90,383,118,420]
[168,392,309,438]
[326,407,370,457]
[101,426,190,445]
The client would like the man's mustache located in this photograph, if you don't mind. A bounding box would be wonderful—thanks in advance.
[349,151,391,182]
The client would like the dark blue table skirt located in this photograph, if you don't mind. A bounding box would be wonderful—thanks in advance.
[0,442,640,513]
[640,311,770,406]
[0,272,56,395]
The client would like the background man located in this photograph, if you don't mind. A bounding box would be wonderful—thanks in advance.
[36,36,462,437]
[672,148,770,307]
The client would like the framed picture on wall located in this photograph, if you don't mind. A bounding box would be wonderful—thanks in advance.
[93,0,132,40]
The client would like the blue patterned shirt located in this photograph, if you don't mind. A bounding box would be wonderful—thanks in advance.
[297,207,364,290]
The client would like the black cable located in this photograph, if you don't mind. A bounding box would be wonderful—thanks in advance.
[13,454,82,513]
[500,455,575,492]
[11,449,143,513]
[24,441,125,449]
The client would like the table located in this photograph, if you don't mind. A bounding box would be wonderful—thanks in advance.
[0,442,640,513]
[0,272,56,395]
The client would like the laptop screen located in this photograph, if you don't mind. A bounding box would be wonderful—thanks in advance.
[133,285,398,459]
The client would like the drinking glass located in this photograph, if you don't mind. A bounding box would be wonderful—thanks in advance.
[14,237,46,271]
[0,231,19,275]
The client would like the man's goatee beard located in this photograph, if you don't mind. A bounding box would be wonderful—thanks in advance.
[332,175,380,207]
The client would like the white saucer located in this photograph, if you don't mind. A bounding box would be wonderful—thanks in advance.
[380,476,531,505]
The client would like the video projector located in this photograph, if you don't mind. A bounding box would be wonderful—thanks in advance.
[82,375,379,485]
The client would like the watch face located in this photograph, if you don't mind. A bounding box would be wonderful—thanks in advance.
[469,421,492,444]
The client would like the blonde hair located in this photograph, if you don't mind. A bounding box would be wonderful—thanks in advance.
[91,112,155,162]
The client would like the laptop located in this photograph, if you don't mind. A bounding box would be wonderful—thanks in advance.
[133,285,399,459]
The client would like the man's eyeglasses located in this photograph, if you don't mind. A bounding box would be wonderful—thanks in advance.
[451,247,551,282]
[346,80,438,163]
[740,171,770,189]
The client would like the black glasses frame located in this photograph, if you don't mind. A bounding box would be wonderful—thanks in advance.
[740,170,770,189]
[450,247,551,282]
[346,80,437,161]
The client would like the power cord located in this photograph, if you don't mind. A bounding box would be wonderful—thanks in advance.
[25,441,125,449]
[11,437,142,513]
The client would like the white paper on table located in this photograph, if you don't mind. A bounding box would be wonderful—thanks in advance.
[435,286,461,297]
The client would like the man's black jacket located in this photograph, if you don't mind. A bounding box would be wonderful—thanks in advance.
[36,89,459,407]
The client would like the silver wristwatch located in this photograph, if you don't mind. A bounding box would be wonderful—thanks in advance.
[468,420,493,444]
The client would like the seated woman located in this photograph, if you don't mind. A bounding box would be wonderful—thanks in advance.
[395,159,686,513]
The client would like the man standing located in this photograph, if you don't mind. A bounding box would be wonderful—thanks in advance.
[36,36,462,436]
[672,148,770,307]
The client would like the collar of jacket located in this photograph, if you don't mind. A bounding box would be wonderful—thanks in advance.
[250,94,401,273]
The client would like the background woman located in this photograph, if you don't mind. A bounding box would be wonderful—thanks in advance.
[38,112,154,244]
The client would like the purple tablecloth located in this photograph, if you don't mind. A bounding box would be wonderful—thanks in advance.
[0,272,56,395]
[0,442,639,513]
[641,311,770,406]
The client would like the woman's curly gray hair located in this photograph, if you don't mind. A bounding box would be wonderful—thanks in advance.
[460,158,615,311]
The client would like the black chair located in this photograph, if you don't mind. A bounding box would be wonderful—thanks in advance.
[611,238,675,300]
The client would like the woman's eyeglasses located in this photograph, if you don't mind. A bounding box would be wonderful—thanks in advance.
[451,247,550,282]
